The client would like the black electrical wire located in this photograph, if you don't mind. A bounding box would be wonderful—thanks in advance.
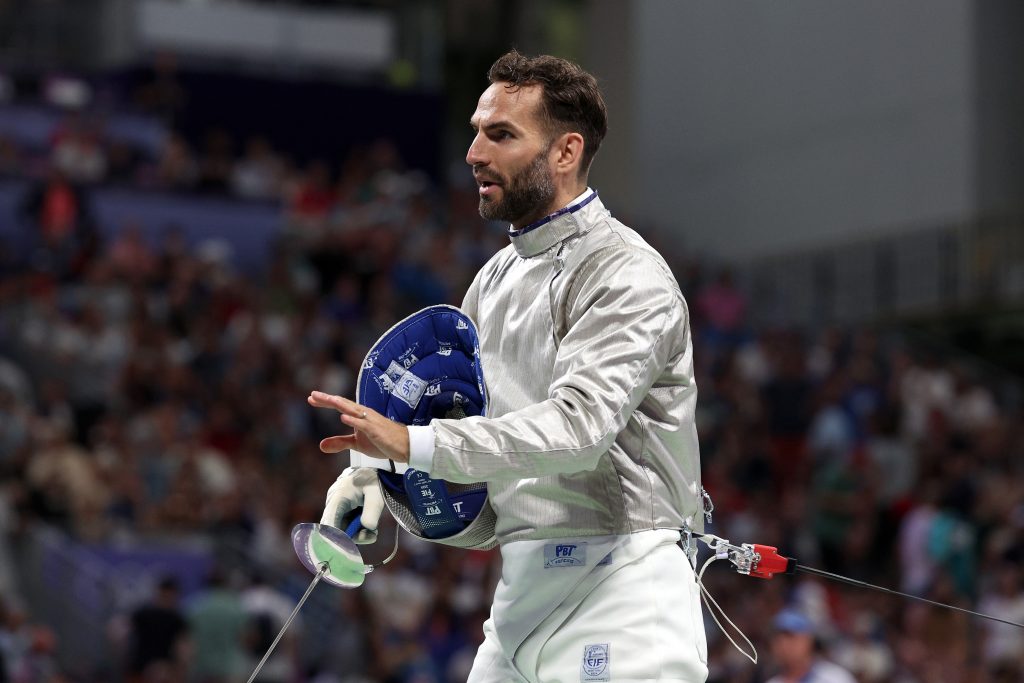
[794,564,1024,630]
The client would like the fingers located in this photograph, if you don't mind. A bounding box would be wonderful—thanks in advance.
[309,391,375,437]
[353,528,379,545]
[320,470,362,526]
[308,391,368,419]
[310,390,404,461]
[320,435,357,453]
[360,483,385,532]
[320,498,341,526]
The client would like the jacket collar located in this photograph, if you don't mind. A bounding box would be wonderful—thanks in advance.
[508,189,598,258]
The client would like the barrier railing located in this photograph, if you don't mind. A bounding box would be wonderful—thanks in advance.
[13,523,349,680]
[745,217,1024,328]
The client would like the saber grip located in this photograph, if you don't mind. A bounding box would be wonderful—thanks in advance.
[345,514,364,539]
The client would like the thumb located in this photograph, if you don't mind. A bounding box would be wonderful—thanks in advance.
[320,435,357,453]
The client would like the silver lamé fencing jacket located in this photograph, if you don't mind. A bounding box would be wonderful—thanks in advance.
[423,190,704,545]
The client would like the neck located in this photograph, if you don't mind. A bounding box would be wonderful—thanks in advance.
[554,180,588,212]
[784,659,814,682]
[511,180,589,231]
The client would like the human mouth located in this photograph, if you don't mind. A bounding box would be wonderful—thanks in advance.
[477,178,502,198]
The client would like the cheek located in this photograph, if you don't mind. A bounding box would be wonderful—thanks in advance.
[498,145,538,176]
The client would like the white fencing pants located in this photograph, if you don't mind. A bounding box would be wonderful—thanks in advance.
[467,537,708,683]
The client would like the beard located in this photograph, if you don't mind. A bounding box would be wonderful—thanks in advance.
[478,147,556,226]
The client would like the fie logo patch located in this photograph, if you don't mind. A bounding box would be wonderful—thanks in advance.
[391,370,427,409]
[581,643,610,681]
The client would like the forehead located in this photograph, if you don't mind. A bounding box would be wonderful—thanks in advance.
[471,82,545,132]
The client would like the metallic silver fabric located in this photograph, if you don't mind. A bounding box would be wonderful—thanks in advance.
[427,192,703,544]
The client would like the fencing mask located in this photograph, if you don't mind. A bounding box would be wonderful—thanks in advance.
[351,304,496,550]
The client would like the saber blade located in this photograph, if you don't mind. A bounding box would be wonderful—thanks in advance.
[795,564,1024,630]
[246,563,327,683]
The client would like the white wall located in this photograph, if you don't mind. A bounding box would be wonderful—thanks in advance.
[137,0,394,70]
[625,0,974,259]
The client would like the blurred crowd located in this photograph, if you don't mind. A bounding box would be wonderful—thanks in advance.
[0,53,426,214]
[1,104,416,210]
[688,290,1024,683]
[1,84,1023,683]
[0,105,508,681]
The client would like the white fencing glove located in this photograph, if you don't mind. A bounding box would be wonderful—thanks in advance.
[320,467,385,545]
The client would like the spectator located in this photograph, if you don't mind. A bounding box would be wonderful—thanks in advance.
[764,609,855,683]
[19,169,99,279]
[107,223,158,283]
[0,596,22,683]
[197,129,234,195]
[105,140,142,185]
[126,577,189,683]
[134,51,188,127]
[155,133,199,191]
[949,367,998,434]
[864,407,915,509]
[187,570,247,683]
[51,121,107,185]
[899,351,955,442]
[240,574,300,683]
[697,267,748,350]
[830,610,894,682]
[977,562,1024,674]
[0,135,20,176]
[24,418,108,534]
[231,137,284,200]
[286,162,335,232]
[0,386,30,468]
[11,625,63,683]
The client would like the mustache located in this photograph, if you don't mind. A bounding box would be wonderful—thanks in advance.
[473,168,503,184]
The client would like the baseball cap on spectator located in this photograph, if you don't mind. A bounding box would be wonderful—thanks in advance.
[774,609,815,634]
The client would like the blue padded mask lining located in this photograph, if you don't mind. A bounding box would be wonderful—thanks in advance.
[357,305,488,539]
[357,306,487,425]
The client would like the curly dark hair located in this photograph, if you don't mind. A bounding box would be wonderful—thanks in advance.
[487,49,608,177]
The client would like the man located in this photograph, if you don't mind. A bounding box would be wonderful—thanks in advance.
[126,577,188,683]
[310,50,707,682]
[241,573,301,683]
[764,610,856,683]
[187,569,248,683]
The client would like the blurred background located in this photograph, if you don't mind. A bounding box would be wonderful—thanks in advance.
[0,0,1022,682]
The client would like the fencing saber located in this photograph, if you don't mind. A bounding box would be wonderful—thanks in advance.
[245,562,325,683]
[245,518,397,683]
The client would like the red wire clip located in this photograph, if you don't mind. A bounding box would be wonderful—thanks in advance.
[746,544,797,579]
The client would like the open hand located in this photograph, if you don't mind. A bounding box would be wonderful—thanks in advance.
[307,390,410,463]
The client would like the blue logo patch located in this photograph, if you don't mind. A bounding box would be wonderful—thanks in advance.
[392,370,427,409]
[581,643,610,681]
[544,542,587,568]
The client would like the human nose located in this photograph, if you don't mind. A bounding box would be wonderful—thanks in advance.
[466,132,488,167]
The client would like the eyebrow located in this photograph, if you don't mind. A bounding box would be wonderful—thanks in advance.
[470,119,522,134]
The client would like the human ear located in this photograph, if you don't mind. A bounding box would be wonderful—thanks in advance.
[553,132,585,176]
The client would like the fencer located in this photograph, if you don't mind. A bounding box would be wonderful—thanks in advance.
[309,50,709,683]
